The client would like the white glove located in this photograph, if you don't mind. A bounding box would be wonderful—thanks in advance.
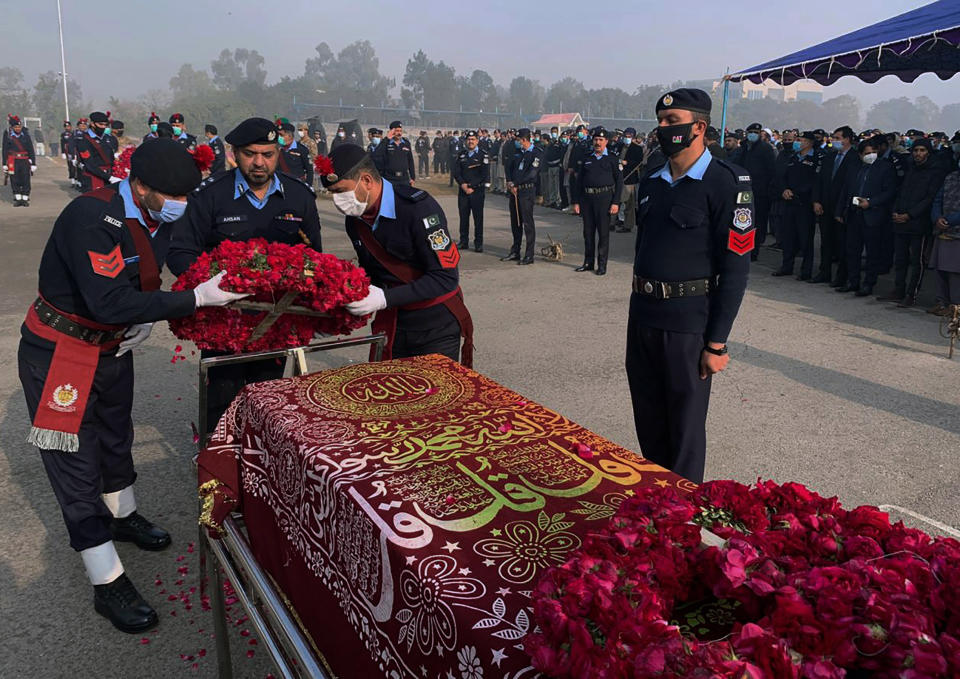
[193,271,249,307]
[109,176,122,184]
[31,165,36,175]
[345,285,387,316]
[3,167,8,174]
[116,323,153,357]
[61,153,67,159]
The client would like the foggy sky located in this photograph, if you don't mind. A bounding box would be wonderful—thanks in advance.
[2,0,958,110]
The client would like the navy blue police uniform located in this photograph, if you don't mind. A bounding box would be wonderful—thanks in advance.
[627,89,752,483]
[75,112,115,192]
[452,132,490,251]
[207,128,226,174]
[504,130,543,264]
[572,128,623,275]
[3,117,35,205]
[371,123,416,184]
[167,118,323,432]
[773,132,822,279]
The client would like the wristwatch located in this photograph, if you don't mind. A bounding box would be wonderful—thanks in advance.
[703,345,728,356]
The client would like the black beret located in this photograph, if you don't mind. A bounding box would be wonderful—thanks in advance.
[389,120,402,129]
[169,113,185,124]
[89,111,109,124]
[148,112,161,124]
[746,122,763,132]
[156,122,175,138]
[464,129,478,138]
[63,120,71,127]
[320,143,368,188]
[278,122,295,133]
[367,127,378,134]
[951,131,960,142]
[592,127,609,139]
[516,128,531,139]
[224,117,278,146]
[799,131,817,142]
[912,137,933,152]
[110,120,124,130]
[130,139,201,196]
[204,124,218,135]
[813,128,826,136]
[656,88,711,115]
[624,127,636,135]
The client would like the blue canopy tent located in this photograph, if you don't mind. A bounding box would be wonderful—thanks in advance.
[719,0,960,139]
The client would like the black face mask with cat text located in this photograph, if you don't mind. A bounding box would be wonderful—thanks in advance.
[656,122,696,157]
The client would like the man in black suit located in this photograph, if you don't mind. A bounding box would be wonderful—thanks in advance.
[840,137,898,296]
[811,126,860,286]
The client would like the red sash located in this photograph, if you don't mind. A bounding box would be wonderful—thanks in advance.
[82,136,113,187]
[352,219,474,368]
[7,136,29,171]
[25,187,160,452]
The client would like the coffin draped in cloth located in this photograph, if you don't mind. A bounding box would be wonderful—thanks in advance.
[197,354,693,678]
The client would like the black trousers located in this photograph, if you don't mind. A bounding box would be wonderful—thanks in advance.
[846,212,883,288]
[457,188,485,246]
[418,153,430,176]
[779,201,815,276]
[893,233,926,298]
[393,309,461,363]
[67,156,77,180]
[11,158,31,196]
[581,193,613,268]
[625,323,711,483]
[754,194,771,245]
[18,341,137,551]
[202,350,286,433]
[508,188,536,259]
[818,210,848,282]
[559,177,569,208]
[433,154,441,174]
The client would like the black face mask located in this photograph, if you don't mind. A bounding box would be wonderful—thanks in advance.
[656,122,696,157]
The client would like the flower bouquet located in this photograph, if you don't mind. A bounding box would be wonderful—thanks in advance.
[111,146,135,179]
[525,480,960,678]
[169,238,370,352]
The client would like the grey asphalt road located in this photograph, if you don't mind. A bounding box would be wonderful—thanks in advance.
[1,160,957,679]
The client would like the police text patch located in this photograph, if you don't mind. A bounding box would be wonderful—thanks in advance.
[102,215,123,228]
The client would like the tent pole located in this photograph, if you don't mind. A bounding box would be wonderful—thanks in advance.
[720,76,730,146]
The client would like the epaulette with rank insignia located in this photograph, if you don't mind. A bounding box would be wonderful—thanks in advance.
[193,169,233,193]
[714,158,753,186]
[393,183,429,202]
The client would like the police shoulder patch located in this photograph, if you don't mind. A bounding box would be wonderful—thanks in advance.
[427,229,450,251]
[422,213,442,230]
[102,214,123,228]
[728,228,755,255]
[732,207,753,231]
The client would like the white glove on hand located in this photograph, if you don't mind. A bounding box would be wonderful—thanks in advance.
[108,175,122,184]
[31,165,36,175]
[345,285,387,316]
[61,153,67,159]
[3,167,8,174]
[116,323,153,357]
[193,271,249,307]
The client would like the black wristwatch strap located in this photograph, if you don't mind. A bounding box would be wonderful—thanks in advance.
[703,345,728,356]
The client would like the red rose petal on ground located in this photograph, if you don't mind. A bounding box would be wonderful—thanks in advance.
[246,650,255,659]
[240,629,250,637]
[198,649,207,657]
[249,639,258,646]
[175,345,183,353]
[139,638,150,645]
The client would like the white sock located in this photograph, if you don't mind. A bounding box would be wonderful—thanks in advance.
[102,485,136,519]
[81,541,124,585]
[14,194,21,200]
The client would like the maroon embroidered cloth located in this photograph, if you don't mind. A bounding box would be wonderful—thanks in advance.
[198,354,693,678]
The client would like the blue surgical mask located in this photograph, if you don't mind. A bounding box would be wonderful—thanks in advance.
[371,137,380,146]
[172,126,182,136]
[551,132,557,139]
[577,132,586,139]
[514,140,521,149]
[103,127,111,135]
[148,199,187,223]
[904,139,913,149]
[792,141,802,152]
[746,132,760,143]
[278,136,287,147]
[831,140,844,150]
[150,124,158,133]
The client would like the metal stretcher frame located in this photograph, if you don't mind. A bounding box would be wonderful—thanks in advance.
[197,333,386,679]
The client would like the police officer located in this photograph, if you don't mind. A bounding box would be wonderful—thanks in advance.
[415,130,431,177]
[204,124,226,174]
[17,139,247,633]
[627,89,753,483]
[69,118,88,190]
[60,120,76,184]
[371,120,416,185]
[572,127,623,276]
[143,112,161,142]
[366,127,382,154]
[169,113,197,151]
[452,130,490,252]
[319,144,474,365]
[432,130,445,175]
[448,131,462,186]
[277,120,313,184]
[618,127,644,232]
[168,118,323,430]
[502,128,543,265]
[732,123,778,261]
[75,111,116,192]
[3,115,36,206]
[331,124,348,151]
[772,131,821,279]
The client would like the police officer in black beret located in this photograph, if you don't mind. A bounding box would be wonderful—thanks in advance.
[627,88,753,483]
[17,139,247,634]
[772,131,821,279]
[169,112,197,152]
[277,120,313,185]
[75,111,116,192]
[572,127,623,275]
[503,128,544,265]
[167,117,323,431]
[453,130,490,252]
[367,127,382,154]
[143,112,161,142]
[204,124,226,174]
[371,120,416,184]
[319,144,474,365]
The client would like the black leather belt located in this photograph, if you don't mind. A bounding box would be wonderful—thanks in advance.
[515,182,535,190]
[32,298,127,344]
[632,276,714,299]
[584,185,614,195]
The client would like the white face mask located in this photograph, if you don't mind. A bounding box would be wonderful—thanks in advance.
[332,181,369,217]
[297,130,305,138]
[862,152,878,165]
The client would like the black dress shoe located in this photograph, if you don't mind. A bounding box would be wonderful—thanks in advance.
[829,279,844,288]
[877,292,904,302]
[94,573,159,634]
[796,274,812,281]
[518,257,534,265]
[896,296,915,308]
[111,512,171,551]
[474,244,483,253]
[808,274,831,284]
[574,264,593,272]
[855,286,873,297]
[595,267,606,276]
[771,270,792,277]
[500,252,520,262]
[836,285,858,293]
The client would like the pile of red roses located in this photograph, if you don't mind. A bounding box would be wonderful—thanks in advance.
[524,480,960,678]
[111,146,135,179]
[169,238,370,352]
